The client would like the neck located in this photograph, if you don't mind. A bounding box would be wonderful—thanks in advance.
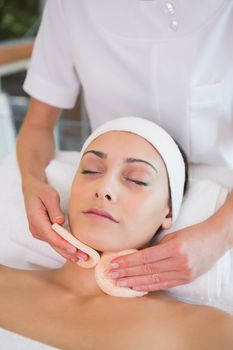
[52,259,105,299]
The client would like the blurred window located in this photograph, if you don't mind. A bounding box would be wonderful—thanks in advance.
[0,0,41,40]
[0,0,90,161]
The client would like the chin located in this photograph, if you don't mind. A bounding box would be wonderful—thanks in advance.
[70,225,119,251]
[89,240,142,253]
[69,222,150,253]
[86,240,126,253]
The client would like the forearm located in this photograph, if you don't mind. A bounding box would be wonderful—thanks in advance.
[16,98,61,190]
[16,124,55,184]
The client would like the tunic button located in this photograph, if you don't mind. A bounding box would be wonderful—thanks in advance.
[169,20,178,31]
[164,2,176,15]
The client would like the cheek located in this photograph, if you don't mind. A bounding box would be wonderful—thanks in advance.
[123,192,168,236]
[70,175,91,205]
[69,182,89,222]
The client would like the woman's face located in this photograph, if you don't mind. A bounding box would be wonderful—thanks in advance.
[68,131,172,251]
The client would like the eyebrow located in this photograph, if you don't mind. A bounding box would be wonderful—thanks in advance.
[82,150,158,173]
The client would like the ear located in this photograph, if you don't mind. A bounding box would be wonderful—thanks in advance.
[161,206,172,230]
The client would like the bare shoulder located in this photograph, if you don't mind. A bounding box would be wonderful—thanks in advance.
[202,306,233,348]
[0,264,8,270]
[182,304,233,350]
[0,264,40,289]
[0,263,12,277]
[0,264,20,287]
[141,295,233,350]
[0,263,27,276]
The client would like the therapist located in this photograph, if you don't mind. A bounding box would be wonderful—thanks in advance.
[17,0,233,292]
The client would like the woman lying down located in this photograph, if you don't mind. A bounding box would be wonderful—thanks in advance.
[1,117,233,350]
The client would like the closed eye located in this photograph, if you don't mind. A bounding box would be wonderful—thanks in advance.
[126,178,148,186]
[81,170,101,174]
[81,171,148,186]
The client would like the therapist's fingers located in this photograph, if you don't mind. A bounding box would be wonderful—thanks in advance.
[53,246,79,262]
[25,183,89,260]
[132,280,185,292]
[40,188,65,225]
[115,270,188,289]
[109,257,182,280]
[110,243,172,269]
[53,246,88,263]
[27,197,87,260]
[46,223,89,261]
[28,202,76,253]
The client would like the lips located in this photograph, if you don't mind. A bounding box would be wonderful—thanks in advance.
[82,208,119,223]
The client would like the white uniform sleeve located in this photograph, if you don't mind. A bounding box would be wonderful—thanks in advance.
[23,0,80,108]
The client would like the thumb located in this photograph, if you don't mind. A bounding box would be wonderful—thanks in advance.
[43,191,65,224]
[160,232,176,244]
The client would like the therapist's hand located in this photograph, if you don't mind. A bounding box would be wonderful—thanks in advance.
[109,215,230,292]
[23,178,88,262]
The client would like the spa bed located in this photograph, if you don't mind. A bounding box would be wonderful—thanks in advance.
[0,150,233,348]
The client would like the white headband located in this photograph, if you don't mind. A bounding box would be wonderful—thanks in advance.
[78,117,185,223]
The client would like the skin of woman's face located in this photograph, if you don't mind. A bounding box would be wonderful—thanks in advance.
[68,131,172,252]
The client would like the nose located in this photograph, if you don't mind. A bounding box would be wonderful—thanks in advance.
[94,176,117,202]
[95,192,112,201]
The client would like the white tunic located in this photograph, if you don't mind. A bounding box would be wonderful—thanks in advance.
[23,0,233,167]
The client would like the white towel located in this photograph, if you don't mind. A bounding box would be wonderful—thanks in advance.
[0,328,58,350]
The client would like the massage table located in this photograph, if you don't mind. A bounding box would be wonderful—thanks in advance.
[0,150,233,348]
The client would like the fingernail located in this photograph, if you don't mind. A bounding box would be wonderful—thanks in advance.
[109,272,119,279]
[82,255,89,261]
[55,216,64,222]
[117,280,128,287]
[67,247,77,254]
[77,255,85,262]
[110,262,120,269]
